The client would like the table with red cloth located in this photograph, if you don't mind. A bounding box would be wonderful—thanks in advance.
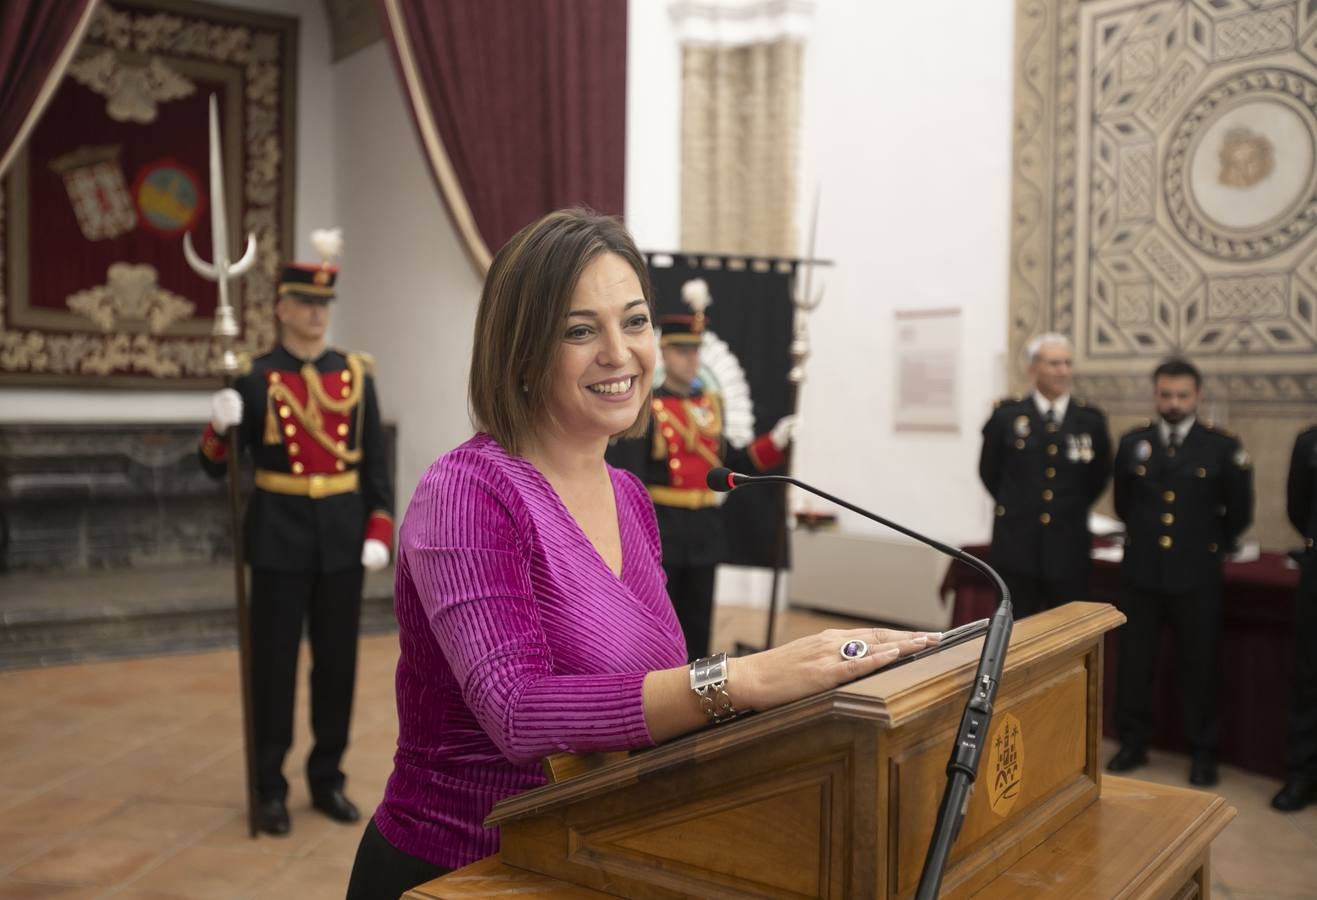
[940,544,1301,779]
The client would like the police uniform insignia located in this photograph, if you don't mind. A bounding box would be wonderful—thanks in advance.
[1233,447,1251,469]
[1014,415,1031,438]
[1066,433,1095,463]
[1135,440,1151,461]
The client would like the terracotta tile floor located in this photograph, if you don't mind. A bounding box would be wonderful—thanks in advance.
[0,605,1313,899]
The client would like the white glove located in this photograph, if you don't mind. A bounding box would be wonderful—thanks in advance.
[770,414,798,450]
[210,388,243,432]
[361,538,390,571]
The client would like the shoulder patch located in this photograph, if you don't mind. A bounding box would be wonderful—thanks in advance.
[1234,447,1251,469]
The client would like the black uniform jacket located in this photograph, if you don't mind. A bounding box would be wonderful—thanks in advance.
[979,396,1112,580]
[1114,420,1253,593]
[199,345,392,573]
[1288,426,1317,589]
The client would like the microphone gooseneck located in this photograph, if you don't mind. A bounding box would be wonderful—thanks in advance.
[709,466,1013,900]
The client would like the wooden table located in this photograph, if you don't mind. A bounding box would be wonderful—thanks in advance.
[407,776,1234,899]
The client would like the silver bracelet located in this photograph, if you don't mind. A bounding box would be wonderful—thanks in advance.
[690,652,738,723]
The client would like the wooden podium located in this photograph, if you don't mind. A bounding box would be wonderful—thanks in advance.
[408,602,1235,899]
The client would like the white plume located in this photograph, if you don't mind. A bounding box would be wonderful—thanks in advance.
[681,278,711,313]
[310,228,343,264]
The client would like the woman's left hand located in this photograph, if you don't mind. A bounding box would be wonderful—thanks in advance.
[725,627,941,713]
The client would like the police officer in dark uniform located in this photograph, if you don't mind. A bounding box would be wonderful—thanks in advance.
[979,333,1112,618]
[1274,425,1317,810]
[199,230,393,835]
[608,279,793,661]
[1106,358,1252,787]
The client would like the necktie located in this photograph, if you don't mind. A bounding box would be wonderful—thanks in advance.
[1044,407,1057,430]
[1168,429,1180,456]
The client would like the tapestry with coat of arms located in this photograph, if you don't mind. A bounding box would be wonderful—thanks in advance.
[0,0,297,387]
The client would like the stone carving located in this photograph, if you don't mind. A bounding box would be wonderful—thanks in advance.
[1010,0,1317,403]
[1219,126,1276,187]
[1165,68,1317,262]
[1213,7,1295,61]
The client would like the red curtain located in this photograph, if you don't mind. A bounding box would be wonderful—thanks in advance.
[376,0,627,273]
[0,0,99,177]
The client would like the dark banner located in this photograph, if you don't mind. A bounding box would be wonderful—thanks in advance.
[613,254,796,569]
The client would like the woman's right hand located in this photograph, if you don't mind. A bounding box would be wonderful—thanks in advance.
[726,627,941,713]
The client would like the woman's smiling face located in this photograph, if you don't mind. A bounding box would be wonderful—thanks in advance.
[542,251,655,441]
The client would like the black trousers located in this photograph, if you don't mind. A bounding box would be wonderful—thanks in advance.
[664,562,717,662]
[249,566,363,801]
[1285,579,1317,780]
[1001,570,1089,619]
[346,818,451,900]
[1114,581,1224,753]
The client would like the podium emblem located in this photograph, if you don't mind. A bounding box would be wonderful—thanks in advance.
[987,712,1024,817]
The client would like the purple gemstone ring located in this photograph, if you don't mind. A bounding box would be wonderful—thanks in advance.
[840,639,868,661]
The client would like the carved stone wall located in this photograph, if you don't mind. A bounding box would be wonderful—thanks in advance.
[1010,0,1317,548]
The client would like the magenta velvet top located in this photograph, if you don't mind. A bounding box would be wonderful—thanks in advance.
[373,433,687,869]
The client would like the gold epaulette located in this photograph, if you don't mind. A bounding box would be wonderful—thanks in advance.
[347,350,375,377]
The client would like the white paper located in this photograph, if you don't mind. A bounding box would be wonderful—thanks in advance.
[893,308,961,433]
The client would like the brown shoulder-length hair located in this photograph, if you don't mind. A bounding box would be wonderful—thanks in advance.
[469,208,654,456]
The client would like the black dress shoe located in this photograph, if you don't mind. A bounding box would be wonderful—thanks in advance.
[311,788,360,823]
[1271,778,1317,812]
[1189,752,1218,787]
[1106,745,1149,773]
[257,798,290,836]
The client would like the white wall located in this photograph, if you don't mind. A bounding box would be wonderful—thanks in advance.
[625,0,1017,625]
[625,0,682,251]
[792,0,1014,547]
[329,41,484,511]
[0,0,337,424]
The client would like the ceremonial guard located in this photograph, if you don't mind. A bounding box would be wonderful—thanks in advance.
[978,333,1112,617]
[1274,425,1317,811]
[199,230,393,835]
[618,280,794,661]
[1106,358,1252,787]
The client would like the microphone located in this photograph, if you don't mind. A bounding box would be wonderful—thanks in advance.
[708,466,1012,900]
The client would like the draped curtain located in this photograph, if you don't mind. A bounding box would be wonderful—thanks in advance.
[376,0,627,274]
[671,0,812,258]
[0,0,99,177]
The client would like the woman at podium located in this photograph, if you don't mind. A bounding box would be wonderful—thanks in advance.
[345,209,938,900]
